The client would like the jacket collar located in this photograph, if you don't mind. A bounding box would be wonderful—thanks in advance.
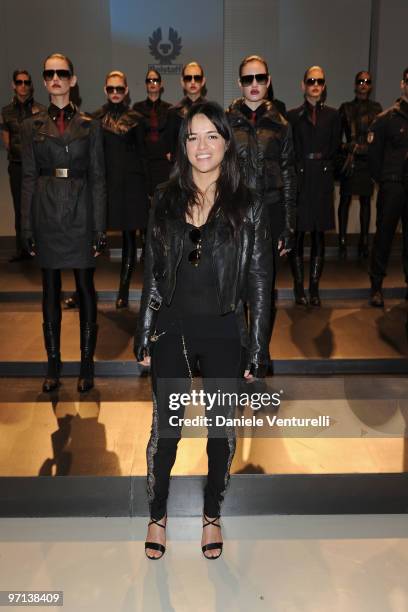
[228,97,284,125]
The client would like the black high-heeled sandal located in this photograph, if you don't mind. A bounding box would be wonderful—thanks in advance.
[145,515,167,560]
[202,515,223,560]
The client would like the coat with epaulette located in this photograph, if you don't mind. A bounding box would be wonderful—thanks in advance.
[20,106,106,269]
[367,98,408,185]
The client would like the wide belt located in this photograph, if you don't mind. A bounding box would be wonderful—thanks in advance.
[305,153,324,160]
[39,168,86,179]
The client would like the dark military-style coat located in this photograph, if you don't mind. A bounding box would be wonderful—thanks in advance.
[0,96,45,163]
[21,105,106,269]
[367,98,408,185]
[288,101,341,232]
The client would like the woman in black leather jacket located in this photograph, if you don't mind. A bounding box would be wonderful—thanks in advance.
[226,54,296,326]
[135,101,273,560]
[21,53,106,394]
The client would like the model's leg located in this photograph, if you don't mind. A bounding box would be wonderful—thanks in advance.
[338,192,351,259]
[401,189,408,298]
[309,230,325,307]
[74,268,97,392]
[358,195,371,258]
[116,230,136,309]
[369,183,403,307]
[289,231,308,306]
[41,269,62,392]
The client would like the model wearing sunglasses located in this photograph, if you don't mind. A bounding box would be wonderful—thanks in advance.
[133,69,172,197]
[287,65,341,307]
[337,70,382,260]
[227,53,296,340]
[20,52,106,394]
[164,61,207,162]
[135,101,272,561]
[1,70,45,262]
[97,70,149,308]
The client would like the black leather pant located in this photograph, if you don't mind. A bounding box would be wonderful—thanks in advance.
[42,268,97,324]
[148,329,242,520]
[122,230,136,263]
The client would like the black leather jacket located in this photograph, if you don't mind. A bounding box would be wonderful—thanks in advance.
[1,96,45,162]
[134,187,273,375]
[226,98,297,247]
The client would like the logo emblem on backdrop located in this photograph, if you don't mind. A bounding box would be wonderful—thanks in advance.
[148,27,183,75]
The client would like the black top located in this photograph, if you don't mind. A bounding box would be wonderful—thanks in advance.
[157,219,238,337]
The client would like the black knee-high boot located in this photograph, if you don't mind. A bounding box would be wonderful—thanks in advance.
[309,257,324,307]
[42,320,61,392]
[77,322,98,393]
[289,254,308,306]
[116,258,134,309]
[338,194,351,259]
[116,231,136,309]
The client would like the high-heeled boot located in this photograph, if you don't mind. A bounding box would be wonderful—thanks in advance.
[309,256,324,307]
[77,322,98,393]
[289,255,308,306]
[338,195,350,260]
[42,321,61,392]
[116,258,134,309]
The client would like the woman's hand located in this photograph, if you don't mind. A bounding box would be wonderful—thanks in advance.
[93,232,107,257]
[243,369,254,380]
[139,355,151,367]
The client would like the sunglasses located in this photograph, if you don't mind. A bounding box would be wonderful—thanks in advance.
[356,78,372,85]
[188,228,202,267]
[240,73,269,86]
[43,69,72,81]
[106,85,126,94]
[14,79,31,86]
[183,74,203,83]
[146,78,161,84]
[306,78,325,86]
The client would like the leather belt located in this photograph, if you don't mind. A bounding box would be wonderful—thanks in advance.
[39,168,85,179]
[305,153,324,160]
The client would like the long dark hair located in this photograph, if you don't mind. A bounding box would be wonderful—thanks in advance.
[156,101,250,235]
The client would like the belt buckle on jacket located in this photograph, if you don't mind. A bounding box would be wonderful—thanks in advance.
[55,168,68,178]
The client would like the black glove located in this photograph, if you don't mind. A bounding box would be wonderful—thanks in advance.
[278,228,295,253]
[134,344,150,362]
[93,232,107,254]
[21,233,36,256]
[248,363,269,378]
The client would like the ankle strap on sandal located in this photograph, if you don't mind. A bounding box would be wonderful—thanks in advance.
[203,515,221,528]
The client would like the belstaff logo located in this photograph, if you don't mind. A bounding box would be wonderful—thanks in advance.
[148,27,183,75]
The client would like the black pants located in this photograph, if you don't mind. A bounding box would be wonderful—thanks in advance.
[8,162,23,251]
[122,230,136,262]
[293,230,325,260]
[148,330,242,520]
[338,193,371,238]
[42,268,97,324]
[370,182,408,285]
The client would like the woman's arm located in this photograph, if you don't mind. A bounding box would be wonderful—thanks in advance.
[246,199,274,376]
[20,118,38,252]
[88,119,107,237]
[134,193,162,361]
